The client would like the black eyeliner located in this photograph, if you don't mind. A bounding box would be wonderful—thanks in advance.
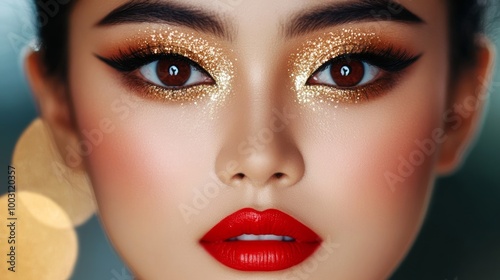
[95,45,209,75]
[317,47,422,74]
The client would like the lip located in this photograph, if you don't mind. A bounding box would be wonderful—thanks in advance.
[200,208,322,271]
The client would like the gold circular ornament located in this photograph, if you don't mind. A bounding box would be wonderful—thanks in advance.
[0,191,78,279]
[12,118,95,226]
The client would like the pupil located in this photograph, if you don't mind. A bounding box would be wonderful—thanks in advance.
[157,57,191,86]
[169,65,179,76]
[340,65,351,76]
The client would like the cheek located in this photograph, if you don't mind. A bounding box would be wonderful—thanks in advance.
[68,50,222,274]
[83,111,204,248]
[291,50,448,277]
[68,39,215,208]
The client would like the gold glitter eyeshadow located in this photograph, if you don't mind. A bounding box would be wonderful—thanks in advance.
[124,27,234,106]
[289,28,387,106]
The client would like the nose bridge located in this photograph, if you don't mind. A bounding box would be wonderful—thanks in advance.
[228,39,287,149]
[215,57,304,188]
[236,101,294,167]
[233,31,291,134]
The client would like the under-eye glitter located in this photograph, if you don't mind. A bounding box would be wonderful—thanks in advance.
[289,28,383,106]
[127,27,234,107]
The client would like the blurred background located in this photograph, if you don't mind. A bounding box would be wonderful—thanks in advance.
[1,0,499,279]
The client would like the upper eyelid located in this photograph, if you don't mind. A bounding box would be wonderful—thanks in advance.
[306,52,421,91]
[95,46,206,72]
[289,29,416,71]
[136,53,212,75]
[96,31,222,71]
[92,28,235,106]
[312,51,422,73]
[286,30,425,106]
[97,52,217,93]
[99,45,419,83]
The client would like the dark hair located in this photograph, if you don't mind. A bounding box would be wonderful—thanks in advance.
[33,0,75,79]
[448,0,490,75]
[34,0,491,79]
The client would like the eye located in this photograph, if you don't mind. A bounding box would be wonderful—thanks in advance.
[307,56,381,88]
[139,55,214,88]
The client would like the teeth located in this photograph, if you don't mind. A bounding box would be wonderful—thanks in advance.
[283,236,294,241]
[228,234,295,241]
[238,234,260,241]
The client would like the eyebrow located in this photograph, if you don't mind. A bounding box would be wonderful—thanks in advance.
[96,0,231,40]
[285,0,424,38]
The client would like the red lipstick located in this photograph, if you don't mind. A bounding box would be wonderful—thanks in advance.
[200,208,322,271]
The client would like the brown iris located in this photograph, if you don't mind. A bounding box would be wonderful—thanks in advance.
[157,56,191,86]
[330,58,365,87]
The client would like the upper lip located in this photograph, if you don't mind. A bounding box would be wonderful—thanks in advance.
[200,208,322,243]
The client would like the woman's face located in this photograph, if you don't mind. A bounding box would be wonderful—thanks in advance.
[67,0,450,278]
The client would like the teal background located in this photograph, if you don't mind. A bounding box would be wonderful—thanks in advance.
[1,0,499,279]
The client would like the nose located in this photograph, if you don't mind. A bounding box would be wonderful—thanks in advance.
[215,107,305,189]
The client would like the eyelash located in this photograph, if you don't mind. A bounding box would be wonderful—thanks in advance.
[292,45,421,104]
[96,46,211,78]
[96,47,215,91]
[97,44,419,104]
[96,45,224,103]
[321,47,420,74]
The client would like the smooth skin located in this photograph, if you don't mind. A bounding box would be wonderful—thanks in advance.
[25,0,495,279]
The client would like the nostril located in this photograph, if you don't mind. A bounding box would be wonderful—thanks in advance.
[274,172,285,179]
[230,172,287,185]
[233,173,245,180]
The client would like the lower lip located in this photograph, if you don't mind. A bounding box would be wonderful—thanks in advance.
[201,240,320,271]
[200,208,322,271]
